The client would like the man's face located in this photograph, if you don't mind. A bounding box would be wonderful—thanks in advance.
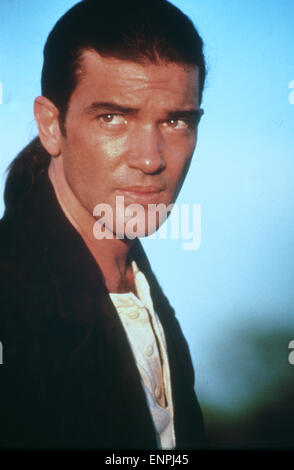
[59,50,201,237]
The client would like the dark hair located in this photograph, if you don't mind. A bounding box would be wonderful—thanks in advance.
[41,0,206,134]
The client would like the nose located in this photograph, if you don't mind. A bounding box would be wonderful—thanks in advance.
[127,124,166,174]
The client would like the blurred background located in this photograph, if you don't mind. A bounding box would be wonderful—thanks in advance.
[0,0,293,448]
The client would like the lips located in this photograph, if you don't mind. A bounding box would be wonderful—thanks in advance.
[116,185,165,204]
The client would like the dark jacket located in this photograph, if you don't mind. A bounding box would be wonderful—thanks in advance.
[0,138,206,449]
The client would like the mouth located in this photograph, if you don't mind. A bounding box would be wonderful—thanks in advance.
[116,185,165,205]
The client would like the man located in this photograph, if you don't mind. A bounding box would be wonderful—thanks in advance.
[0,0,207,449]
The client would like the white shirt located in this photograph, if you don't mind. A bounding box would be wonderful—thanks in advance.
[109,261,176,449]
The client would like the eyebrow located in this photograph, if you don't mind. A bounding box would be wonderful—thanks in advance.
[166,109,204,122]
[86,101,138,115]
[86,101,204,121]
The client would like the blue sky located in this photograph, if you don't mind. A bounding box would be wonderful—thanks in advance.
[0,0,293,429]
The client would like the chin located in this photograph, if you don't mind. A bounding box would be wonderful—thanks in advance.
[120,213,158,240]
[115,209,163,240]
[93,206,168,241]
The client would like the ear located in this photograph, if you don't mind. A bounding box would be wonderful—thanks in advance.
[34,96,63,157]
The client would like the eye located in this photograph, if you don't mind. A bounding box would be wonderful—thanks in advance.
[98,113,127,126]
[165,119,189,130]
[163,110,204,131]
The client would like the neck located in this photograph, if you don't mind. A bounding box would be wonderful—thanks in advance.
[48,155,136,293]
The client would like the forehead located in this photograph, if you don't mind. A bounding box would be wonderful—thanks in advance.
[71,49,199,109]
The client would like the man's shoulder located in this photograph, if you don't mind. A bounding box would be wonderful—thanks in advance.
[0,208,56,328]
[0,136,52,267]
[0,214,26,290]
[0,211,41,279]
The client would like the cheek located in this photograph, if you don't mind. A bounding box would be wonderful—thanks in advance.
[166,132,196,167]
[63,129,128,177]
[164,139,196,199]
[96,136,128,162]
[76,130,129,173]
[167,148,194,185]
